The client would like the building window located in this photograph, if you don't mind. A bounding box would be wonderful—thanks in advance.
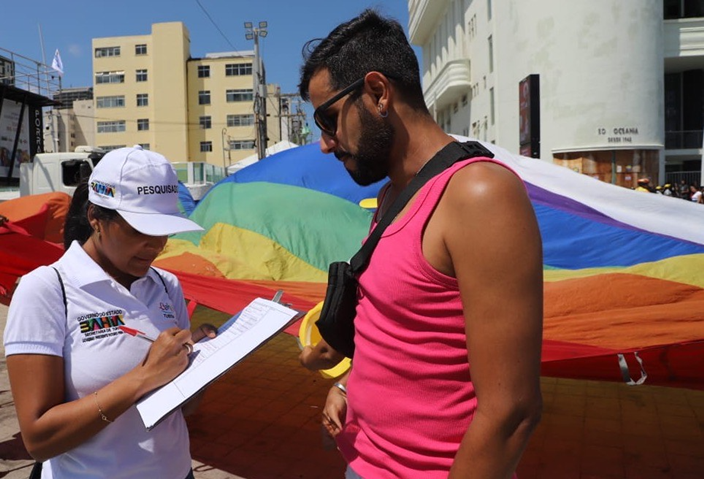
[97,121,126,133]
[225,63,253,76]
[198,90,211,105]
[489,88,495,125]
[98,145,126,151]
[488,35,493,73]
[139,143,150,150]
[227,114,255,127]
[136,69,148,82]
[135,44,147,55]
[199,116,212,129]
[226,89,254,102]
[229,140,255,150]
[665,0,704,19]
[136,94,149,107]
[96,95,125,108]
[95,46,120,58]
[95,71,125,84]
[200,141,213,152]
[467,13,477,39]
[137,119,149,131]
[198,65,210,78]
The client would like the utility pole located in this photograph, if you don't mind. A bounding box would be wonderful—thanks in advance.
[245,21,268,160]
[278,93,309,144]
[221,127,230,170]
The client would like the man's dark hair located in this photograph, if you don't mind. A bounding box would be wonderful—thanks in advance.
[299,9,427,111]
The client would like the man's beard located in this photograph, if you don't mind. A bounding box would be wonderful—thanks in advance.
[338,104,394,186]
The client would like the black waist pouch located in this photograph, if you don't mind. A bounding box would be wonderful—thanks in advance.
[316,261,358,358]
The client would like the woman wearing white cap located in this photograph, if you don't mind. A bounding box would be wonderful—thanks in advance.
[4,146,215,479]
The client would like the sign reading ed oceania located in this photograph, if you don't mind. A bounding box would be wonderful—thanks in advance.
[597,127,639,144]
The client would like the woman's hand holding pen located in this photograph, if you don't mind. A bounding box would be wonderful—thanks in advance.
[123,323,218,399]
[137,327,193,395]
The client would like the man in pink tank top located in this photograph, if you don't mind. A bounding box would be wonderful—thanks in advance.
[298,9,543,479]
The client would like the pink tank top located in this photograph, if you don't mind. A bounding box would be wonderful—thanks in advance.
[337,157,517,478]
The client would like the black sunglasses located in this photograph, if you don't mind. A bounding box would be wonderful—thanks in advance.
[313,77,365,137]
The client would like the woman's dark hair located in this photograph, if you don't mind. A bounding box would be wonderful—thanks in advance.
[298,9,427,112]
[63,180,118,249]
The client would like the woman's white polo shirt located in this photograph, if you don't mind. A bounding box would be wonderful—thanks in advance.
[4,241,192,479]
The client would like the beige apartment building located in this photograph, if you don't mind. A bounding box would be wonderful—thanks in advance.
[92,21,279,167]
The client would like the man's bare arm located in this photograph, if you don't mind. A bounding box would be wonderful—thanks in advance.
[440,162,543,479]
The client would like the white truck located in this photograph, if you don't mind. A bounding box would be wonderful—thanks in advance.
[17,146,224,201]
[19,146,105,197]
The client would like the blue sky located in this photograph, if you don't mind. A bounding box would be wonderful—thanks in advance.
[2,0,413,140]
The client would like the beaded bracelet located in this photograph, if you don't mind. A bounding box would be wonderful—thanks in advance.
[333,382,348,395]
[93,391,113,424]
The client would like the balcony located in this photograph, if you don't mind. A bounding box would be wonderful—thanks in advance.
[664,17,704,66]
[409,0,447,45]
[423,59,471,110]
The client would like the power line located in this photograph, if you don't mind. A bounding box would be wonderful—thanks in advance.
[194,0,237,51]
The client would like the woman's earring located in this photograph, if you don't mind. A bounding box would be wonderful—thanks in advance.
[378,103,388,118]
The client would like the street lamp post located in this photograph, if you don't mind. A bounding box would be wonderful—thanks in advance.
[245,21,268,161]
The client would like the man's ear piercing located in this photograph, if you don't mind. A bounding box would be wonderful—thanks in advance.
[378,103,388,118]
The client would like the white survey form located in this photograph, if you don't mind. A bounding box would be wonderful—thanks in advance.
[136,297,301,430]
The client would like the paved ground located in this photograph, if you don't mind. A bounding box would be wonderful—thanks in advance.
[1,301,703,478]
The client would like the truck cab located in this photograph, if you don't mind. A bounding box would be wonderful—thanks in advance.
[19,146,105,197]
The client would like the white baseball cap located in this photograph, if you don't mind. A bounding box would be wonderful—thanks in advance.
[88,145,204,236]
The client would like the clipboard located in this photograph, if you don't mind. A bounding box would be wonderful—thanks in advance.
[135,295,303,430]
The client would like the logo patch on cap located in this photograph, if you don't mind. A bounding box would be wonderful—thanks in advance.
[90,180,116,198]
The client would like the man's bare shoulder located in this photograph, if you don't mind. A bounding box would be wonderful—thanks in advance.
[443,160,525,207]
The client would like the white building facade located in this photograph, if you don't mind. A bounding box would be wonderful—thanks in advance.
[43,99,95,153]
[409,0,704,188]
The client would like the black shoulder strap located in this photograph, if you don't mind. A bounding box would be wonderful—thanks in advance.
[150,266,168,294]
[51,267,67,318]
[349,141,494,273]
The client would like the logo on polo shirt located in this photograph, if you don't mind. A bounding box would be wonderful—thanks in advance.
[90,180,116,198]
[76,310,125,343]
[159,302,175,319]
[136,184,178,195]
